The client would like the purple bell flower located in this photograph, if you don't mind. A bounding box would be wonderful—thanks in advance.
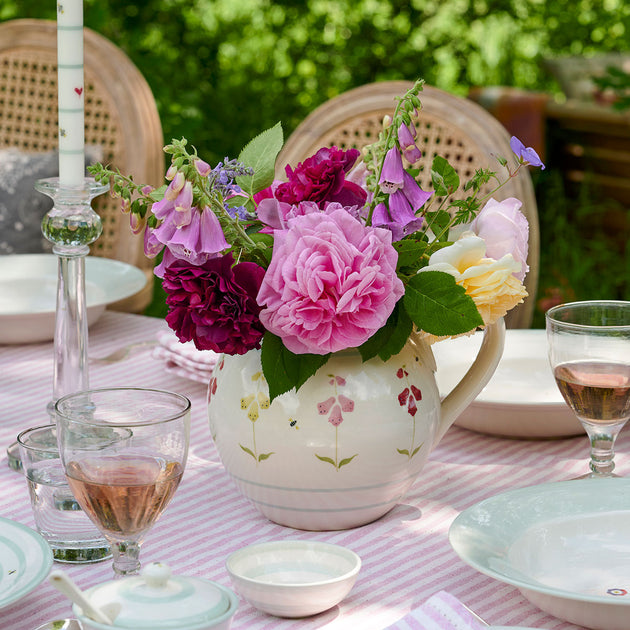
[510,136,545,170]
[379,147,405,194]
[397,122,422,164]
[174,181,194,228]
[402,171,433,211]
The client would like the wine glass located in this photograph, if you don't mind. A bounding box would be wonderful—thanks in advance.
[55,387,191,577]
[546,300,630,478]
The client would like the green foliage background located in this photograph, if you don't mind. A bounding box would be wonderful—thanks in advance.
[4,0,630,163]
[2,0,629,322]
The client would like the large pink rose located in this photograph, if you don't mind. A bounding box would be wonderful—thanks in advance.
[470,197,529,282]
[257,208,404,354]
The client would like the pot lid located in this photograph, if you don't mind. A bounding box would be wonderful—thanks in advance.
[75,563,238,629]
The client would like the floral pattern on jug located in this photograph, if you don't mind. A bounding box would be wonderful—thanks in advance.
[315,374,357,471]
[396,365,424,460]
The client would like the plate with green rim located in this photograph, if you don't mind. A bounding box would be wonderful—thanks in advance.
[0,516,53,610]
[450,477,630,630]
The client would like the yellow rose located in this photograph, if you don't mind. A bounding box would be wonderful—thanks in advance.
[420,234,527,325]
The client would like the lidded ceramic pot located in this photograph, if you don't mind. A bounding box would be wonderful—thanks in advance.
[74,563,238,630]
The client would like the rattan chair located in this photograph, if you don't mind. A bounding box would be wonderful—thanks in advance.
[277,81,540,329]
[0,18,164,312]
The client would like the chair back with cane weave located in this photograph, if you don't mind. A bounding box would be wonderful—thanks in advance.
[0,18,164,312]
[277,81,540,328]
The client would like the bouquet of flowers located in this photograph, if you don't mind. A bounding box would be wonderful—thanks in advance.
[90,79,544,400]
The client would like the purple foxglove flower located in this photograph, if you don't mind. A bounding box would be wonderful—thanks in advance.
[141,185,153,195]
[129,211,145,235]
[397,122,422,164]
[372,191,425,241]
[174,181,194,228]
[194,157,212,177]
[166,164,178,180]
[150,197,175,220]
[151,212,178,246]
[372,202,404,241]
[153,248,178,279]
[120,197,131,214]
[199,205,230,253]
[164,171,185,200]
[379,147,405,194]
[389,189,420,225]
[402,171,433,210]
[144,226,164,259]
[165,206,229,265]
[510,136,545,170]
[167,212,202,263]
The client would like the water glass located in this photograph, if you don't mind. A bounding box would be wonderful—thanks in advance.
[17,424,111,563]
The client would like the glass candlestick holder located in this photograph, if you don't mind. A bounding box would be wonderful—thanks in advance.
[6,177,108,471]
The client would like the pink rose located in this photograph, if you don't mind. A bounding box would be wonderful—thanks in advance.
[471,197,529,282]
[257,208,404,354]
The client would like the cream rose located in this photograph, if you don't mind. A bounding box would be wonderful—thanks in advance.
[420,234,527,325]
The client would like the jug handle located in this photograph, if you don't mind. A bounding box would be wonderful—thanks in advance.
[433,318,506,446]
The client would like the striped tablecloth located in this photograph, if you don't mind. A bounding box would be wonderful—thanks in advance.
[2,311,627,630]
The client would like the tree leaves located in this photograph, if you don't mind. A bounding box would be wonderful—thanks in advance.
[403,270,483,336]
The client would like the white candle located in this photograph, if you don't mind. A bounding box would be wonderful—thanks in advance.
[56,0,85,187]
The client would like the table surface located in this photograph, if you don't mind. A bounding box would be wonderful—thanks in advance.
[2,310,628,630]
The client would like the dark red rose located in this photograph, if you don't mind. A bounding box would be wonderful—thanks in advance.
[162,253,265,355]
[273,147,367,207]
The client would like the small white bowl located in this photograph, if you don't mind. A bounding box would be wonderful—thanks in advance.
[225,540,361,618]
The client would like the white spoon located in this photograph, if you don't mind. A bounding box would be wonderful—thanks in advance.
[49,571,115,625]
[34,620,82,630]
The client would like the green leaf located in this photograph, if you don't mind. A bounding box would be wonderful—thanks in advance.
[403,270,483,336]
[397,448,410,455]
[236,122,283,197]
[411,444,423,457]
[358,303,413,362]
[239,445,257,460]
[258,452,274,461]
[338,454,358,468]
[315,454,337,466]
[424,210,452,241]
[149,184,167,201]
[394,238,428,271]
[431,155,459,196]
[260,332,330,402]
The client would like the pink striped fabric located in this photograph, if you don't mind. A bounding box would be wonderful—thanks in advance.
[1,311,624,629]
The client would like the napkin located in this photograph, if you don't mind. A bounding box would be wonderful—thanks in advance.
[384,591,486,630]
[152,329,219,384]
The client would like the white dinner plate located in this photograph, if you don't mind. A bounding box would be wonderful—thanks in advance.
[0,516,53,610]
[449,477,630,630]
[0,254,147,344]
[432,329,583,439]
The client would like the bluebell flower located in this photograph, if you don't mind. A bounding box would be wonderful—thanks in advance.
[510,136,545,170]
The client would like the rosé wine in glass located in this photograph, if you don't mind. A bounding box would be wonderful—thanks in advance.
[55,387,190,577]
[547,301,630,478]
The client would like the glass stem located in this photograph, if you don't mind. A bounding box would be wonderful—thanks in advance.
[582,420,626,477]
[111,540,141,577]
